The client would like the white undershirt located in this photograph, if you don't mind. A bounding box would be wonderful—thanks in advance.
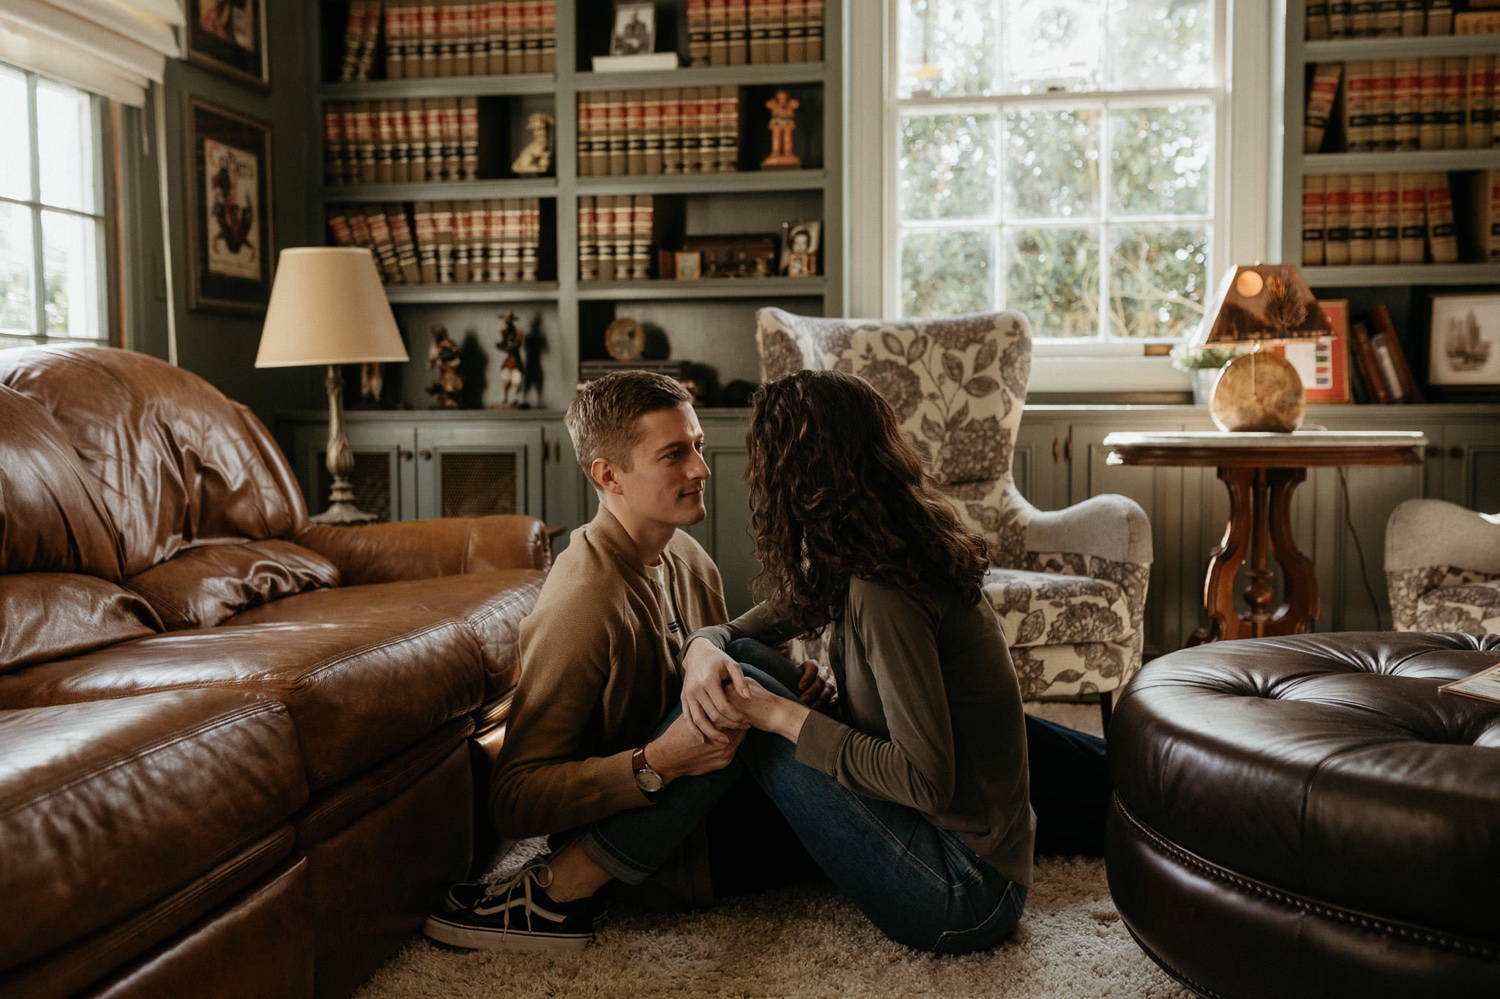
[652,561,684,638]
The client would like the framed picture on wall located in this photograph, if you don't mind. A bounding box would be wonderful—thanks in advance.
[1273,299,1351,403]
[1427,292,1500,389]
[183,95,275,313]
[186,1,270,89]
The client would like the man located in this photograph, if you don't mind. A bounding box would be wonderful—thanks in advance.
[423,372,826,953]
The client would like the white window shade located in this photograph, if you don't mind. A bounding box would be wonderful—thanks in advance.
[0,0,183,106]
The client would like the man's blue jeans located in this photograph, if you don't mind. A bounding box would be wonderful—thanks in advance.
[578,639,1027,955]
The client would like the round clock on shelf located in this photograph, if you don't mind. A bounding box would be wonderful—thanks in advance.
[605,317,646,362]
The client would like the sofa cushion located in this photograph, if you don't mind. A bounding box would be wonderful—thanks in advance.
[0,617,487,791]
[0,573,162,672]
[1414,579,1500,634]
[982,567,1132,648]
[0,346,311,576]
[126,539,342,630]
[225,571,546,701]
[0,690,305,976]
[0,383,124,580]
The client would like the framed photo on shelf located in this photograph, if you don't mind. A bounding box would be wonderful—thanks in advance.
[1274,299,1350,403]
[780,220,820,275]
[681,234,779,278]
[186,0,269,89]
[1427,293,1500,389]
[183,95,274,313]
[674,251,702,280]
[610,2,657,56]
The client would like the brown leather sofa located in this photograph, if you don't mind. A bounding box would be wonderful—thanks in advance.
[0,345,550,998]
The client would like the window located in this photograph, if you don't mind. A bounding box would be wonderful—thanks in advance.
[0,63,107,349]
[891,1,1225,346]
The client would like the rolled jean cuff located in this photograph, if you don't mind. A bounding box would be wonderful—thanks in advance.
[577,826,655,886]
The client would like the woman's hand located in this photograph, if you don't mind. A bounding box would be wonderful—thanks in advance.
[732,677,812,743]
[797,659,837,711]
[681,638,750,743]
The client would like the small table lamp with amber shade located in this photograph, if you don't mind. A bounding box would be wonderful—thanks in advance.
[255,247,409,524]
[1195,263,1331,433]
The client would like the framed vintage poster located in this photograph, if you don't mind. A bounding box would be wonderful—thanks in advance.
[184,95,274,312]
[1273,299,1350,403]
[1427,293,1500,389]
[610,2,656,56]
[186,1,269,89]
[779,219,821,275]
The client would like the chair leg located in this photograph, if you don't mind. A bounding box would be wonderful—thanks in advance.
[1098,691,1113,736]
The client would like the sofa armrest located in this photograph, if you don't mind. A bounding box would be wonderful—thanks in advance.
[295,515,551,586]
[1022,493,1154,568]
[1385,499,1500,574]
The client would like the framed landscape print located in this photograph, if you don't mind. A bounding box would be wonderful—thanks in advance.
[184,95,274,312]
[1427,293,1500,389]
[187,0,269,89]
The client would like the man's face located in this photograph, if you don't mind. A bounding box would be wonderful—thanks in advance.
[606,403,710,533]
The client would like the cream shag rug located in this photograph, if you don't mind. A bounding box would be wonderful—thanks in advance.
[356,704,1192,999]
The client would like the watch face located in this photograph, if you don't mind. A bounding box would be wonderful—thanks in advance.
[605,317,646,362]
[635,767,664,793]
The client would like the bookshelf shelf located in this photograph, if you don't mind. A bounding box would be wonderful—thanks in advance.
[1302,150,1500,175]
[578,278,826,300]
[319,75,560,100]
[574,63,827,92]
[577,170,828,196]
[1302,263,1500,287]
[324,180,560,202]
[1303,35,1500,62]
[384,282,561,304]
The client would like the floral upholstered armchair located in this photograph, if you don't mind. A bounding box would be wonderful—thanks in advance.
[1386,498,1500,633]
[756,308,1153,710]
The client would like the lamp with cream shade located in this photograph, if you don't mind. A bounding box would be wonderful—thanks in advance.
[255,247,408,524]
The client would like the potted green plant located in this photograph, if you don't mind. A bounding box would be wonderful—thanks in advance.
[1170,345,1247,405]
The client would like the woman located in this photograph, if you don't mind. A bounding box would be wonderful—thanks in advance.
[681,369,1036,955]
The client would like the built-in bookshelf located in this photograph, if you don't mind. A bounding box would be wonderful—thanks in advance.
[312,0,845,411]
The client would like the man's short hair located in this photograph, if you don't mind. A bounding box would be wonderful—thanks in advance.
[565,371,694,479]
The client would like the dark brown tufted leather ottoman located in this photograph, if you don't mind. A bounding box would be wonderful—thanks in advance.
[1106,632,1500,998]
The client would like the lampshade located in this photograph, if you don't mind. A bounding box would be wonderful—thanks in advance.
[255,247,408,367]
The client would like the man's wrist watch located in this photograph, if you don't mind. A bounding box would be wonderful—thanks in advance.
[632,746,664,800]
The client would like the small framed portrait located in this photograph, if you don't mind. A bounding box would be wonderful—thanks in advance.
[674,251,702,280]
[187,0,269,89]
[1273,299,1351,403]
[1427,293,1500,388]
[183,95,275,312]
[780,219,820,275]
[610,2,657,56]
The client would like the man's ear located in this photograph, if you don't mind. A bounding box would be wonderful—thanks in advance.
[590,456,625,496]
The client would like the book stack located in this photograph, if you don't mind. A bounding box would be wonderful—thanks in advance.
[1301,172,1468,265]
[1309,0,1500,37]
[327,199,543,284]
[577,196,655,281]
[1303,56,1497,153]
[337,0,558,81]
[577,88,741,176]
[324,98,481,185]
[688,0,825,66]
[1347,305,1425,404]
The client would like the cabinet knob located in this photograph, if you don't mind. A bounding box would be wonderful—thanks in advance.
[1064,434,1073,463]
[419,449,433,461]
[1449,445,1464,461]
[1052,437,1061,463]
[400,449,414,461]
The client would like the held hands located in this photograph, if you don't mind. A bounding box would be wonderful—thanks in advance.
[730,677,811,743]
[797,658,837,711]
[646,711,747,781]
[681,640,752,743]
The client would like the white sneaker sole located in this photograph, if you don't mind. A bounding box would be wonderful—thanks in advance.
[421,914,591,953]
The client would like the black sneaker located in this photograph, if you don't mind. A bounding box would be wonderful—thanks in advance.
[433,881,486,915]
[422,863,598,952]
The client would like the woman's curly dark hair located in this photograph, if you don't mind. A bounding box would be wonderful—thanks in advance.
[746,369,989,634]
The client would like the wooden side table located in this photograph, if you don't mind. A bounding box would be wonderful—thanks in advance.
[1103,431,1427,645]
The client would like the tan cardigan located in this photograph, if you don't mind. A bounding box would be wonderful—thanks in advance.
[490,506,728,900]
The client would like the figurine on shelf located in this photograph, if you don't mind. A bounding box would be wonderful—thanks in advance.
[761,88,802,170]
[522,315,546,407]
[358,361,384,408]
[495,310,525,408]
[511,112,555,176]
[425,324,463,409]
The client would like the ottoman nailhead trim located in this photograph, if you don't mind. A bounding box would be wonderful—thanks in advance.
[1115,793,1500,961]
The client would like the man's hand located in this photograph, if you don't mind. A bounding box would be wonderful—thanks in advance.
[646,711,747,782]
[680,639,751,744]
[731,677,811,744]
[797,659,836,711]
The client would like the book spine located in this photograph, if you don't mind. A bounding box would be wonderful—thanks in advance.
[1307,1,1332,40]
[661,88,683,174]
[679,87,700,173]
[366,205,403,284]
[749,0,769,63]
[1370,303,1424,402]
[521,198,540,282]
[539,0,556,73]
[578,195,597,281]
[1302,174,1327,266]
[1427,0,1455,36]
[596,197,615,281]
[450,201,471,283]
[523,0,543,74]
[689,0,711,67]
[1371,59,1396,150]
[719,86,740,172]
[453,0,474,76]
[324,107,346,185]
[387,203,422,283]
[459,95,479,180]
[1329,0,1354,38]
[374,101,397,184]
[612,194,632,277]
[487,0,506,75]
[625,89,646,176]
[631,194,653,279]
[1373,0,1402,35]
[805,0,823,60]
[432,200,455,283]
[327,209,356,248]
[785,0,806,62]
[1305,63,1342,153]
[1324,173,1351,264]
[481,199,501,282]
[385,0,407,79]
[1345,60,1375,151]
[1392,58,1422,149]
[1397,0,1425,36]
[1347,173,1376,264]
[1418,58,1445,148]
[1442,57,1467,148]
[1426,170,1460,263]
[642,89,664,175]
[505,0,525,74]
[1468,55,1495,149]
[414,202,438,282]
[403,100,427,182]
[346,206,375,253]
[1351,0,1378,37]
[501,198,522,283]
[352,101,378,184]
[766,0,787,62]
[1373,171,1400,263]
[709,0,729,67]
[1397,171,1428,262]
[1349,321,1392,403]
[606,90,627,177]
[727,0,749,65]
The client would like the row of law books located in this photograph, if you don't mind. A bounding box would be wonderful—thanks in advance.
[1301,171,1500,265]
[1304,57,1498,153]
[578,196,655,281]
[685,0,826,66]
[1306,0,1500,39]
[1346,304,1426,404]
[577,89,742,177]
[337,0,558,82]
[324,98,479,186]
[327,200,544,285]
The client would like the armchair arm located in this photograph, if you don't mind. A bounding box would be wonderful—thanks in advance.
[1385,499,1500,574]
[1021,493,1154,568]
[296,514,551,586]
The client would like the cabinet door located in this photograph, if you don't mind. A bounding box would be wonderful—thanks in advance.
[291,421,416,522]
[542,420,590,554]
[1431,419,1500,512]
[1014,418,1067,510]
[691,419,758,618]
[414,424,545,520]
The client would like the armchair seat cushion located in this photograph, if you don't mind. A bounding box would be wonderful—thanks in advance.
[983,568,1133,648]
[1414,578,1500,634]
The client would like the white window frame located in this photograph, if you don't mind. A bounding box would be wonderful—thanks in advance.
[0,63,109,347]
[849,1,1276,394]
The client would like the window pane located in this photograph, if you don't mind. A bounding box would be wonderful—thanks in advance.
[1108,224,1209,339]
[1106,0,1214,90]
[37,81,95,212]
[1003,0,1102,94]
[0,66,30,201]
[898,0,999,97]
[1110,103,1213,217]
[900,113,998,222]
[41,210,100,339]
[1006,226,1099,337]
[901,229,995,317]
[0,202,35,334]
[1004,106,1100,220]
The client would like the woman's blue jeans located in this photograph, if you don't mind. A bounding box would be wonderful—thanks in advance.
[578,639,1027,955]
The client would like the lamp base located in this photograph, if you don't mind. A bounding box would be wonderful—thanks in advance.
[310,499,380,525]
[1209,350,1306,433]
